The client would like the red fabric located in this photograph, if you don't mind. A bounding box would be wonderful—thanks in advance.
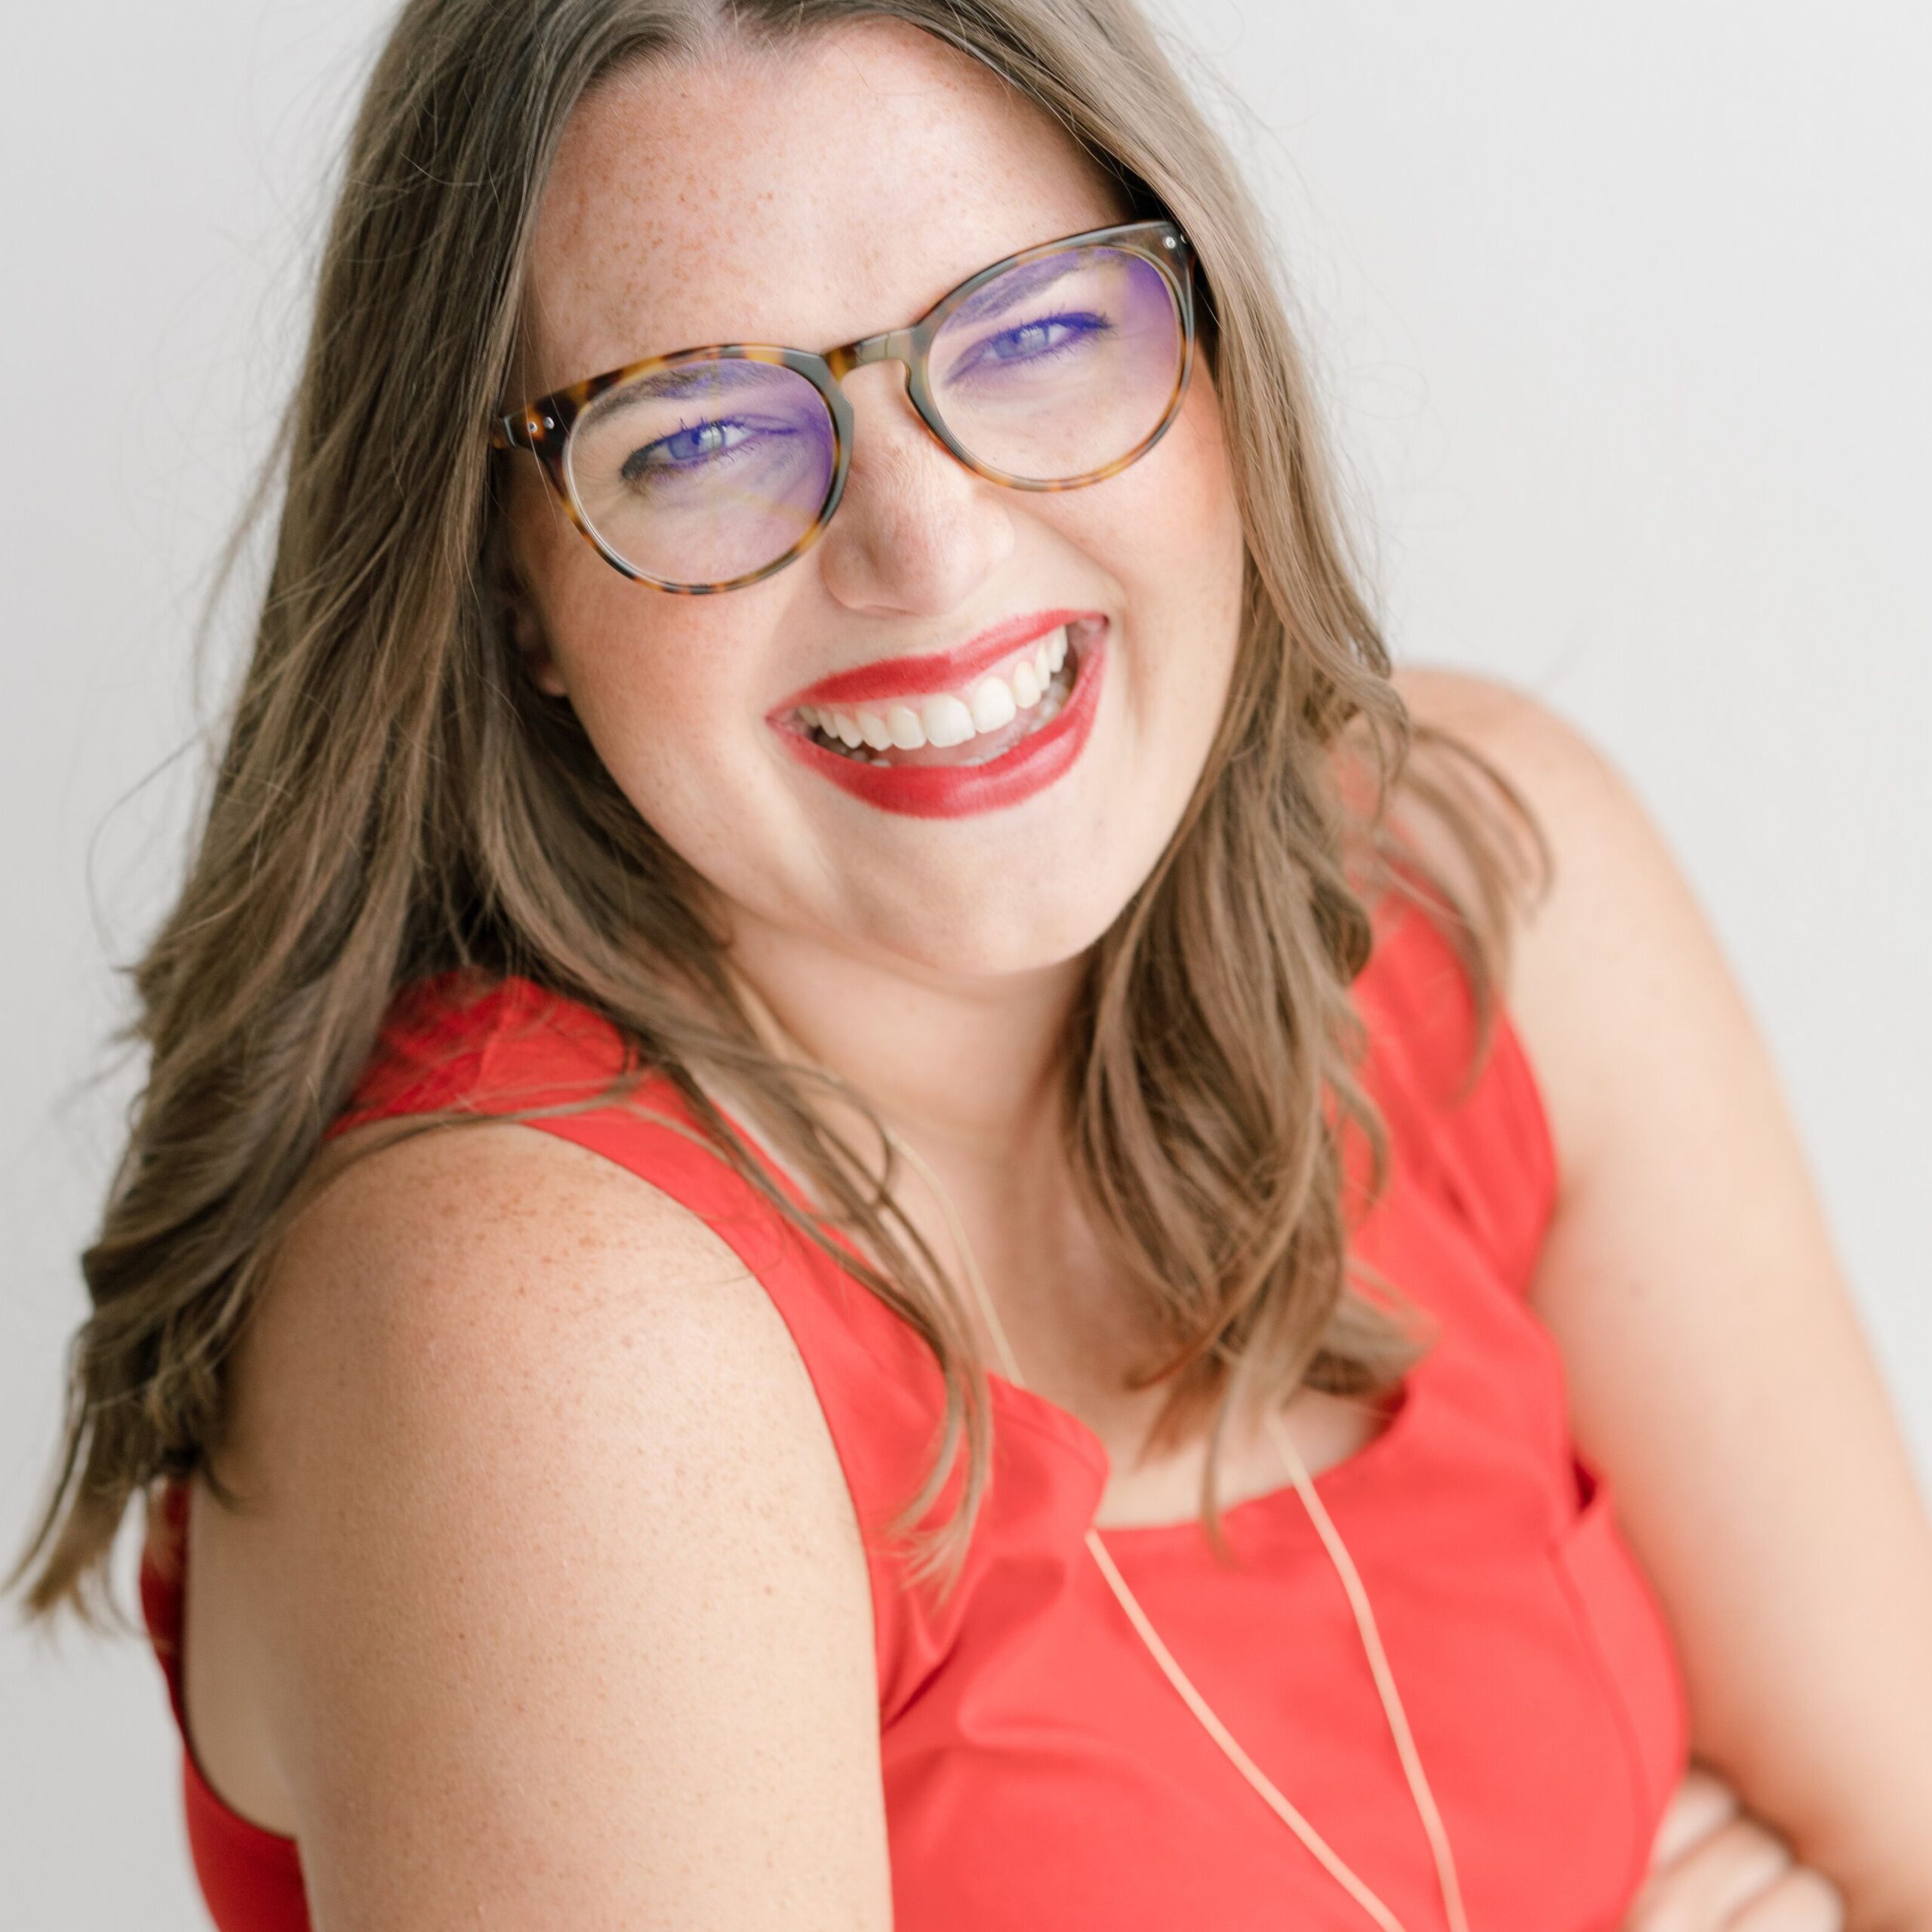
[140,891,1690,1929]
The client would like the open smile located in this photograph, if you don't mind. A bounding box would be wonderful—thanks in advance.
[770,616,1109,820]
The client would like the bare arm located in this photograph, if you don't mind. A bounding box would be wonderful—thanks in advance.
[218,1118,893,1931]
[1395,665,1932,1930]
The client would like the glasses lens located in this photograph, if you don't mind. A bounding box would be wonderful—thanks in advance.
[565,358,836,586]
[928,243,1186,485]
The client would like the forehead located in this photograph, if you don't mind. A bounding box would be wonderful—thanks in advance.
[518,16,1129,395]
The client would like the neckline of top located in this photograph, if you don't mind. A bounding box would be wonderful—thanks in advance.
[689,1078,1435,1543]
[995,1351,1432,1540]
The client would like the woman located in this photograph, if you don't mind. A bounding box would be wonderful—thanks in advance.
[9,1,1929,1926]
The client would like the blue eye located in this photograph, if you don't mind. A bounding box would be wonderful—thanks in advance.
[953,309,1112,380]
[620,415,777,485]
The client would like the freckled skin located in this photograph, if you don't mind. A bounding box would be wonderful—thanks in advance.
[503,17,1246,1223]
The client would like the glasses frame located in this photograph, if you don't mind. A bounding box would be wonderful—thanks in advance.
[490,216,1198,594]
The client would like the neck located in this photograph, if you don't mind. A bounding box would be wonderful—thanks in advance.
[694,915,1127,1395]
[718,918,1084,1175]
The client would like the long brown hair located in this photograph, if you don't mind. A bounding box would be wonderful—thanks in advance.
[8,0,1549,1627]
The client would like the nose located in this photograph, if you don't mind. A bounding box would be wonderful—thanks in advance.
[808,359,1015,616]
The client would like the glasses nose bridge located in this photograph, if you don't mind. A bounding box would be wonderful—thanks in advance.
[825,325,922,384]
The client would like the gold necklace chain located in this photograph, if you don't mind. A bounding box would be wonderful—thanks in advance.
[881,1121,1470,1932]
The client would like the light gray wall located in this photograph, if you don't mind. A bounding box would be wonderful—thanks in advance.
[4,3,1925,1922]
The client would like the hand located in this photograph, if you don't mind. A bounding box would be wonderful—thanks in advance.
[1621,1763,1847,1929]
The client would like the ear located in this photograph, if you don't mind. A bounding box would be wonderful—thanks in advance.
[511,598,571,700]
[494,538,571,700]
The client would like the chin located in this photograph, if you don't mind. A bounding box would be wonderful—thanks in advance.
[871,872,1144,980]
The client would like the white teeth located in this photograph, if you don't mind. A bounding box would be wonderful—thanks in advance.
[968,676,1017,732]
[920,692,977,748]
[798,623,1077,756]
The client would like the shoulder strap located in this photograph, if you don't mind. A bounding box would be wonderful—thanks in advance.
[1352,892,1559,1297]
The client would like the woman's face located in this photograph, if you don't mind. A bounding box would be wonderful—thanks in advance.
[504,18,1246,981]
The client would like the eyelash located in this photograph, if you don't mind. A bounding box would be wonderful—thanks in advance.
[952,309,1109,379]
[619,414,779,485]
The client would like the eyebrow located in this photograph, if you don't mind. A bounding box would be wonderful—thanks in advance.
[601,359,798,405]
[581,248,1094,401]
[944,251,1087,330]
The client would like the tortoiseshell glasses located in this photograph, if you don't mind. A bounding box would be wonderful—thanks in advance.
[491,217,1198,594]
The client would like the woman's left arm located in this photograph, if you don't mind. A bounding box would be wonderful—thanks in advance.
[1395,666,1932,1930]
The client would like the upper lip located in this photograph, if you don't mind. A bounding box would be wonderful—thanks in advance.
[768,608,1101,718]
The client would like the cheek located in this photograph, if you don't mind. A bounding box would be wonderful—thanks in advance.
[1161,370,1244,574]
[1160,382,1245,658]
[1087,377,1246,681]
[1066,368,1241,595]
[1092,380,1247,797]
[510,494,763,801]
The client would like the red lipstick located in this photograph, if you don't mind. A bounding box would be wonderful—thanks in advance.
[773,620,1109,820]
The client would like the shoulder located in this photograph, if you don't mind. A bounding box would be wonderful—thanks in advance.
[1387,661,1666,897]
[243,1115,819,1462]
[1386,661,1730,1192]
[1386,660,1634,944]
[212,1116,890,1924]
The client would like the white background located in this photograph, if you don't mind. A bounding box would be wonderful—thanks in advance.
[3,2,1926,1921]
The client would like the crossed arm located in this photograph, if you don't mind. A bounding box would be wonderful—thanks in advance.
[1393,665,1932,1928]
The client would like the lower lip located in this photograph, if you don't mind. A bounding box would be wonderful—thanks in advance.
[773,622,1109,819]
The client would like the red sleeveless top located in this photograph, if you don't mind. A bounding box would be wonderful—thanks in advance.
[140,890,1690,1929]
